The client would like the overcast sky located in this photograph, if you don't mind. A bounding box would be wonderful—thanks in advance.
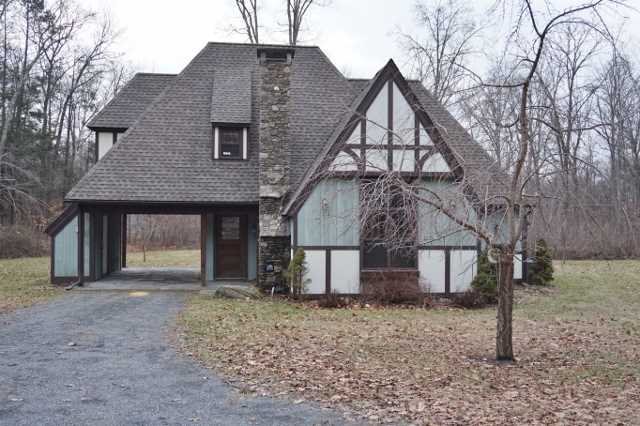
[82,0,639,79]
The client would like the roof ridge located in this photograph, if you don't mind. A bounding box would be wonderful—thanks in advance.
[135,72,178,76]
[206,41,319,49]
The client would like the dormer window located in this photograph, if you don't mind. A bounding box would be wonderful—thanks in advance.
[214,126,247,160]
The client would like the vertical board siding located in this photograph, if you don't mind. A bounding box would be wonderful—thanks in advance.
[102,215,108,275]
[54,216,78,277]
[418,181,477,247]
[330,250,360,294]
[513,253,523,280]
[83,213,90,275]
[297,178,359,246]
[450,250,477,292]
[303,250,326,294]
[418,250,446,293]
[392,82,414,145]
[247,213,258,281]
[108,213,121,272]
[206,213,215,281]
[366,84,388,145]
[97,131,114,159]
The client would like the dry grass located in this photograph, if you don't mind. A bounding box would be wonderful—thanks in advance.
[126,249,200,268]
[0,256,60,314]
[178,260,640,424]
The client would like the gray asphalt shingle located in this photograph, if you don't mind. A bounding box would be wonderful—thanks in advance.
[68,42,504,206]
[87,73,176,129]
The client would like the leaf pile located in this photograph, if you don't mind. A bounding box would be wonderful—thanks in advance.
[178,260,640,424]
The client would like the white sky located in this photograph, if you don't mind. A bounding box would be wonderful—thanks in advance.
[82,0,639,78]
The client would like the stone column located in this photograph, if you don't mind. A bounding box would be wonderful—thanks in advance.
[258,57,292,289]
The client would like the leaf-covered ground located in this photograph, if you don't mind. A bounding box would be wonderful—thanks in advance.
[0,256,60,314]
[178,261,640,424]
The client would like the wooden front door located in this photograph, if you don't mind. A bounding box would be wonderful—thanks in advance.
[215,214,247,279]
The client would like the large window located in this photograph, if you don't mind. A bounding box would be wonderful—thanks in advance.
[361,180,417,269]
[214,127,247,160]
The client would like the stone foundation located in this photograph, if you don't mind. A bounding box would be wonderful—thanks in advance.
[257,236,291,290]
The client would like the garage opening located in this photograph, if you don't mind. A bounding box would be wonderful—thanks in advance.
[105,214,202,286]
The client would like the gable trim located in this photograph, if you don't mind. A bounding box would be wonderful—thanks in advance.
[283,59,464,216]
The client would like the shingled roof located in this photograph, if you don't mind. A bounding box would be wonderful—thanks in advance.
[211,68,252,124]
[68,42,505,207]
[67,42,358,204]
[87,73,176,130]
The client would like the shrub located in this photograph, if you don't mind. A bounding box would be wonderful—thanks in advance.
[317,291,348,309]
[470,250,497,302]
[528,239,554,286]
[0,225,48,259]
[455,290,490,309]
[362,272,424,305]
[284,248,310,298]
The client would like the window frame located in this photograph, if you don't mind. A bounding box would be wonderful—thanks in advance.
[360,180,418,270]
[213,125,248,160]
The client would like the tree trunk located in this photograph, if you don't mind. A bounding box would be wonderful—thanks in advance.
[496,251,515,361]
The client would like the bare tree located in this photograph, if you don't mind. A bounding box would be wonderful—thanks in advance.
[317,0,622,362]
[233,0,260,44]
[286,0,326,45]
[399,0,479,107]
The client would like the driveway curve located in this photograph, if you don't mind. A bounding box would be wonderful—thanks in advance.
[0,292,352,425]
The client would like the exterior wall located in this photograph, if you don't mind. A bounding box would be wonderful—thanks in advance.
[52,212,90,280]
[418,250,446,293]
[204,212,257,282]
[54,216,78,277]
[97,132,114,160]
[330,250,360,294]
[247,213,258,281]
[206,213,215,281]
[418,181,477,247]
[101,214,108,275]
[297,178,359,246]
[258,60,291,287]
[450,250,477,293]
[295,178,359,295]
[303,250,326,294]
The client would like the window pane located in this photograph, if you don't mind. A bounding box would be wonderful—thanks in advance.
[363,240,387,268]
[220,216,240,240]
[390,248,416,268]
[219,128,242,159]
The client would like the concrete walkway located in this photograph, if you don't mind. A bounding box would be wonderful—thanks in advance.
[78,268,254,293]
[0,292,354,425]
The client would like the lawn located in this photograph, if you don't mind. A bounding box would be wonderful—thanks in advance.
[178,260,640,424]
[0,248,199,314]
[0,256,61,314]
[125,248,200,268]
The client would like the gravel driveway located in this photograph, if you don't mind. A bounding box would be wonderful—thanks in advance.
[0,292,352,425]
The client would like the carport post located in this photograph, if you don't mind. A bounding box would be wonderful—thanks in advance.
[77,206,84,285]
[201,213,206,287]
[121,214,127,269]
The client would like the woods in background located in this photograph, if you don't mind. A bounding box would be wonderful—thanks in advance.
[0,0,638,260]
[0,0,130,229]
[401,0,639,259]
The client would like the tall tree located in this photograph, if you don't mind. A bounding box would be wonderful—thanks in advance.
[233,0,259,44]
[399,0,479,107]
[286,0,326,45]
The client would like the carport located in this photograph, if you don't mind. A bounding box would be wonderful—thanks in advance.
[46,202,259,287]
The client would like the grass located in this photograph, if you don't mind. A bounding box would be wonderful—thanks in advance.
[125,248,200,268]
[0,248,199,314]
[178,260,640,424]
[0,256,61,314]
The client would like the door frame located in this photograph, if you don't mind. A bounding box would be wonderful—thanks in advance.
[214,213,248,280]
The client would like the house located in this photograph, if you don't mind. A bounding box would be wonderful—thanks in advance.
[45,42,525,294]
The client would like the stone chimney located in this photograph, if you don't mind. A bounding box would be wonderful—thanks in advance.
[257,47,294,288]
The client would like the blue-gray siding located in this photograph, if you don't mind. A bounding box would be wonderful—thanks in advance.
[297,179,359,246]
